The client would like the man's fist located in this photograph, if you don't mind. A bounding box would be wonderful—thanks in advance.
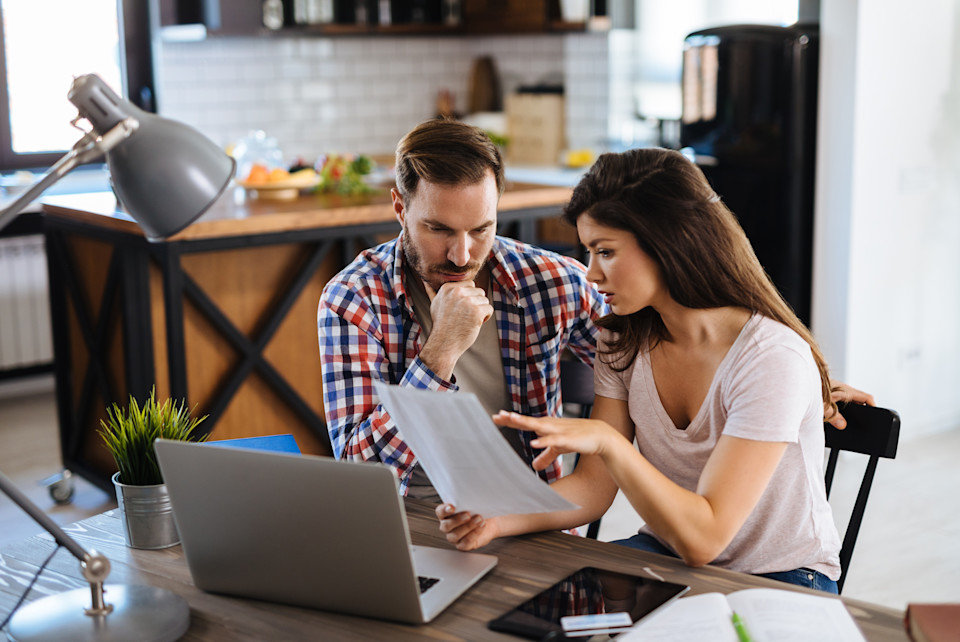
[418,281,492,379]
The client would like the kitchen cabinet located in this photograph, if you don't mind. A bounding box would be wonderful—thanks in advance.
[463,0,575,34]
[162,0,600,38]
[160,0,265,37]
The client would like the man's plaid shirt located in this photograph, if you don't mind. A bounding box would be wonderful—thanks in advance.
[318,235,607,494]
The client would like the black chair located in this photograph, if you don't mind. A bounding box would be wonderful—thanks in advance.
[823,402,900,593]
[559,359,602,539]
[559,358,595,419]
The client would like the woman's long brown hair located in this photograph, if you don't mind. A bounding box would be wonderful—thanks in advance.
[563,148,834,412]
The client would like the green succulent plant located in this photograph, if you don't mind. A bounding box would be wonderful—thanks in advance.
[99,389,208,486]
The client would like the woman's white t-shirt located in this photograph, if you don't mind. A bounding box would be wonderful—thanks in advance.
[594,313,841,579]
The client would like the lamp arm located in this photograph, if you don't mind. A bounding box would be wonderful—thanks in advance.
[0,469,111,590]
[0,116,140,234]
[0,469,89,561]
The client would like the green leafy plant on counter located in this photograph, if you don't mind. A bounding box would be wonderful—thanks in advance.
[485,130,509,149]
[314,154,376,196]
[99,388,208,486]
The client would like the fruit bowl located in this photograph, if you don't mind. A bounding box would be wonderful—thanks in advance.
[236,171,320,200]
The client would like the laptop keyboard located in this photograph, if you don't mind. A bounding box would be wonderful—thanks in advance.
[418,575,441,594]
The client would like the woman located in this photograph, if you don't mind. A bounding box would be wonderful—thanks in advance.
[437,148,873,593]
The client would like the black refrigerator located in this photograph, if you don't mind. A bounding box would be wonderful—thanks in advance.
[679,24,819,325]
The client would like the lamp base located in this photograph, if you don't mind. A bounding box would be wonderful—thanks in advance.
[7,584,189,642]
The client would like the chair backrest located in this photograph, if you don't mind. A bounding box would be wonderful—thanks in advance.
[559,359,595,418]
[823,402,900,593]
[559,359,602,539]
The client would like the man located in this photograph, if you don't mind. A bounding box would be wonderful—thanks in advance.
[318,118,606,500]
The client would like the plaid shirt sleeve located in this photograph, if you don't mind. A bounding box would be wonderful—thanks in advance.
[318,273,455,493]
[495,241,608,487]
[559,253,606,368]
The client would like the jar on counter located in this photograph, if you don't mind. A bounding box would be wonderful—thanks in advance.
[230,130,284,182]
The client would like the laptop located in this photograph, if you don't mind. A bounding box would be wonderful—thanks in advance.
[154,439,498,624]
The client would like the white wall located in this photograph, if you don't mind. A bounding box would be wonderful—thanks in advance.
[814,0,960,437]
[157,33,610,162]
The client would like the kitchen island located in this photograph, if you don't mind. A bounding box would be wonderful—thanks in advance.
[41,183,577,491]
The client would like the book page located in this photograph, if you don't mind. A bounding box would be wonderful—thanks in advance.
[727,588,866,642]
[618,593,739,642]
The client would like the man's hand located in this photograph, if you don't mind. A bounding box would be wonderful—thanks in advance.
[826,380,876,429]
[436,503,501,551]
[418,281,492,379]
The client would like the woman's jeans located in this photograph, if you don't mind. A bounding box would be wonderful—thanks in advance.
[612,532,839,594]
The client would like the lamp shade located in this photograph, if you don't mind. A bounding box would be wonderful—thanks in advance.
[68,74,235,240]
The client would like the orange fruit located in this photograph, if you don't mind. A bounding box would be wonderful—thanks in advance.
[268,167,290,182]
[245,163,269,184]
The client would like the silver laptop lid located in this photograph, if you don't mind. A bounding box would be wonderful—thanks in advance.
[154,440,425,621]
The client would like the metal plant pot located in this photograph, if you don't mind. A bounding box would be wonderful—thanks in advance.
[111,472,180,549]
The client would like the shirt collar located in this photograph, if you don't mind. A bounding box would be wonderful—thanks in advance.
[392,236,414,317]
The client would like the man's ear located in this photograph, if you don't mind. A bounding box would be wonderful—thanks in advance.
[391,188,405,225]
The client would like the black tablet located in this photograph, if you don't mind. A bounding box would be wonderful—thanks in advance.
[488,566,689,640]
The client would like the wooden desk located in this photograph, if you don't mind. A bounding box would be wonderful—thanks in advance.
[39,184,577,492]
[0,501,907,641]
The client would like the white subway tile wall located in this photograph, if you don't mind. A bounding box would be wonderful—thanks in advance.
[563,33,611,151]
[158,32,613,164]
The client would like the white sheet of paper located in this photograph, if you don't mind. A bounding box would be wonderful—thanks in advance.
[374,382,579,517]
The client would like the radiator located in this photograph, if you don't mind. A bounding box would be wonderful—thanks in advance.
[0,235,53,369]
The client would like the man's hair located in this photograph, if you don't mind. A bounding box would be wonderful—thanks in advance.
[563,147,834,413]
[394,118,505,199]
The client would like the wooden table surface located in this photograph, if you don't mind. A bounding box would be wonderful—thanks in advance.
[0,500,907,641]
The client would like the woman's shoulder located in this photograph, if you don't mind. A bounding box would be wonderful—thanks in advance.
[741,314,812,359]
[720,315,819,394]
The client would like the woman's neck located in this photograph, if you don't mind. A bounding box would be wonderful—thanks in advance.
[655,304,752,350]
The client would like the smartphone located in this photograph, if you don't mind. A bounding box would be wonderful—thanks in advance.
[488,566,689,640]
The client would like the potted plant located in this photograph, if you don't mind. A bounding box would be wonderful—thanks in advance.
[99,389,207,549]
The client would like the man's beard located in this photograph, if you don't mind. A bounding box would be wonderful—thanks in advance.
[401,226,486,293]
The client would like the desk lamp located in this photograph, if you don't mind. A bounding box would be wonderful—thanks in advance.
[0,73,235,238]
[0,73,236,641]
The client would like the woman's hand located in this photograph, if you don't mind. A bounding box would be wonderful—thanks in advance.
[826,380,876,429]
[435,504,500,551]
[491,411,626,471]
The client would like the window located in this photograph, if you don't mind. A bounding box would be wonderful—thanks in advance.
[633,0,799,121]
[0,0,154,170]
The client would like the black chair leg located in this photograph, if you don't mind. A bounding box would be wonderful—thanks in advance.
[586,519,601,540]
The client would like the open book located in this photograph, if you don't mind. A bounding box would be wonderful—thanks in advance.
[620,588,866,642]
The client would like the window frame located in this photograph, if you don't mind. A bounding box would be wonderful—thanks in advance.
[0,0,156,171]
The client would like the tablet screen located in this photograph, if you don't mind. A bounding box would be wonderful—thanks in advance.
[488,566,689,640]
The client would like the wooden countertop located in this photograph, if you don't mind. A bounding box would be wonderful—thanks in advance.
[40,182,574,242]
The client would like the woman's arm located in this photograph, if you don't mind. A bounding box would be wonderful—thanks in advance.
[436,395,633,550]
[602,434,787,566]
[501,411,789,567]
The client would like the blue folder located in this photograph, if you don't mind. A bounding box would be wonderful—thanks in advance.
[205,434,301,455]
